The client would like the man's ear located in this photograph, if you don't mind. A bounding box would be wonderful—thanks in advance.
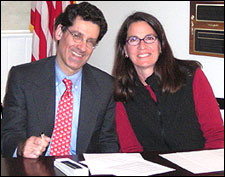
[54,24,63,41]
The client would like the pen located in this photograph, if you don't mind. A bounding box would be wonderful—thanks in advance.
[40,132,45,139]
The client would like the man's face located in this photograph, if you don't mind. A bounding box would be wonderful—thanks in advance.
[55,16,100,76]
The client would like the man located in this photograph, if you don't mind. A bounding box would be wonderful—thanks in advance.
[1,2,119,158]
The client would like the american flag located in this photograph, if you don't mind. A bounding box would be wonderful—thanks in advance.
[30,1,75,62]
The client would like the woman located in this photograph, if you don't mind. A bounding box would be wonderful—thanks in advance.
[113,12,224,153]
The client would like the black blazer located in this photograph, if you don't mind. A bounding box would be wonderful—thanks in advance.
[1,56,119,157]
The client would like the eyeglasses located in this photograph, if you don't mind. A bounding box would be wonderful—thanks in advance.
[126,34,158,46]
[67,28,97,49]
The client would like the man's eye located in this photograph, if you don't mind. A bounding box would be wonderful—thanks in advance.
[72,33,82,39]
[87,40,97,47]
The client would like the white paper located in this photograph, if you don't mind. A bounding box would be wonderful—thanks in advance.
[160,148,224,174]
[82,153,175,176]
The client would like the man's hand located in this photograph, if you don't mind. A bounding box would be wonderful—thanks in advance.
[17,136,51,158]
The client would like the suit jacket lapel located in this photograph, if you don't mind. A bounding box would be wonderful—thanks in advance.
[76,64,101,154]
[32,57,56,137]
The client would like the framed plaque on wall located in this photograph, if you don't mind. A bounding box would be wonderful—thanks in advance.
[190,1,224,58]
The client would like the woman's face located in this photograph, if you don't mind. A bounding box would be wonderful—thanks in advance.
[124,21,161,75]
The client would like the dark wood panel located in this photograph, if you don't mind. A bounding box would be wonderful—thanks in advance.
[189,1,224,58]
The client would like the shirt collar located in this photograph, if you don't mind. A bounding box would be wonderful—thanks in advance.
[55,60,82,87]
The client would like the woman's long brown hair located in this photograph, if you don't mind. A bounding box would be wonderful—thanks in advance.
[113,12,201,102]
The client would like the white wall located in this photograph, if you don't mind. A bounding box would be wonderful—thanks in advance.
[1,1,31,30]
[1,1,224,104]
[85,1,224,99]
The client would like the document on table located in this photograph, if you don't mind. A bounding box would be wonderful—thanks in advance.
[82,153,175,176]
[160,148,224,174]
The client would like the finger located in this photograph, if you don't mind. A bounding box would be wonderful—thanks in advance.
[33,149,42,157]
[23,150,40,158]
[34,137,48,147]
[23,136,50,158]
[35,136,50,147]
[43,136,51,142]
[40,136,51,148]
[34,137,43,145]
[29,146,44,157]
[35,142,49,155]
[22,137,44,158]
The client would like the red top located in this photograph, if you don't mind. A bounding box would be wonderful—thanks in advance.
[116,68,224,152]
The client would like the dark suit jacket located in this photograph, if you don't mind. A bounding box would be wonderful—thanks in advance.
[1,56,119,157]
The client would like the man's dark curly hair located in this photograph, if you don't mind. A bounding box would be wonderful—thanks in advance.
[55,2,107,43]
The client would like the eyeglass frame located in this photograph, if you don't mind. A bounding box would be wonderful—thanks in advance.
[126,34,158,46]
[66,28,98,49]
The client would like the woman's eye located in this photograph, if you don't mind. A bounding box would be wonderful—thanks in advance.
[130,37,137,42]
[145,35,156,41]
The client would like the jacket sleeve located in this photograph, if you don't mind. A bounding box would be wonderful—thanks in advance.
[1,67,27,157]
[98,93,120,153]
[193,68,224,149]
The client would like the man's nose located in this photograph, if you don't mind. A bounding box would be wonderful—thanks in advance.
[76,40,87,51]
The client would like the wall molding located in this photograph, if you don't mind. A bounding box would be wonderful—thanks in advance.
[1,30,33,102]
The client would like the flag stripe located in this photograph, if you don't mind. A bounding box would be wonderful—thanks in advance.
[55,1,63,18]
[46,1,55,38]
[34,7,47,60]
[31,1,75,62]
[32,32,40,62]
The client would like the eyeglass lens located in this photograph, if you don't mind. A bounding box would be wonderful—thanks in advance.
[127,35,157,46]
[67,28,97,49]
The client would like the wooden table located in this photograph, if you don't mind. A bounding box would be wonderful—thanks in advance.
[1,152,224,176]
